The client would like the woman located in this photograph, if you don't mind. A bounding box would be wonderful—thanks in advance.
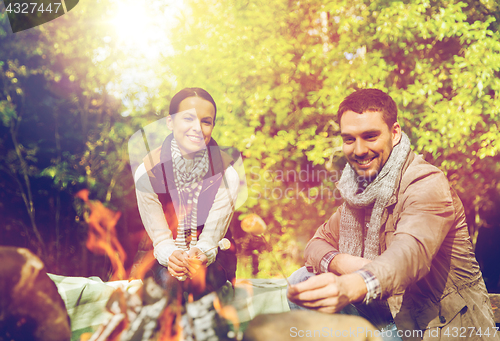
[133,88,239,299]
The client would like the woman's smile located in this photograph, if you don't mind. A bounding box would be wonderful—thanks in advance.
[186,134,204,143]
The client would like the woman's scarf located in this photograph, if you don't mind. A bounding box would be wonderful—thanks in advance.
[170,138,209,250]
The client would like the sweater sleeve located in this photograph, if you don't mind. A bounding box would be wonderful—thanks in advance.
[134,163,180,267]
[195,166,239,265]
[304,206,342,273]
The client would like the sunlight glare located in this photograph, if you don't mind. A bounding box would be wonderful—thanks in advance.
[109,0,181,60]
[105,0,183,110]
[112,6,150,43]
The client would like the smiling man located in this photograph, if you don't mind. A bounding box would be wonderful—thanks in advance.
[287,89,497,341]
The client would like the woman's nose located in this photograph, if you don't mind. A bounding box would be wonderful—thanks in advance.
[190,120,202,132]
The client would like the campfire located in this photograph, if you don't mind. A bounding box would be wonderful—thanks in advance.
[77,229,241,341]
[74,206,280,341]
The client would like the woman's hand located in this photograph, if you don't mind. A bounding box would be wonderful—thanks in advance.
[167,250,190,277]
[186,247,208,278]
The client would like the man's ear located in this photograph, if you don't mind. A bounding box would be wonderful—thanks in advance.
[391,121,402,147]
[166,115,174,131]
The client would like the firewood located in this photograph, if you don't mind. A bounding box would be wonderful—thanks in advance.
[0,247,71,341]
[243,310,382,341]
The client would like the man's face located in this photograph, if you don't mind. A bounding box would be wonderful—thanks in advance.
[340,110,401,181]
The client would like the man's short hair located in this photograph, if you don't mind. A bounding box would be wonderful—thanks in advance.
[337,89,398,128]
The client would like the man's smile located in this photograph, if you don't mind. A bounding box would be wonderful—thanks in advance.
[354,156,376,167]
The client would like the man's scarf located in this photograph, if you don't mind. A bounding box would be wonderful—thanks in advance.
[171,138,209,250]
[336,132,411,260]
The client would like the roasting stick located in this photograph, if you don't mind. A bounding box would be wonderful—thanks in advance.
[241,214,290,286]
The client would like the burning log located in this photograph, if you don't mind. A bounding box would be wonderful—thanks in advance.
[86,277,182,341]
[75,189,127,280]
[84,276,233,341]
[0,246,71,341]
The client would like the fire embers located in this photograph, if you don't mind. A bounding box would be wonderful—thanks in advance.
[0,247,71,341]
[86,277,182,341]
[85,278,234,341]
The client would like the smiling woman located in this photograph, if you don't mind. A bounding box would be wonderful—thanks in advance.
[132,87,239,301]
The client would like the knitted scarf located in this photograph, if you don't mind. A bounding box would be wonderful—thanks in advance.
[171,139,209,251]
[336,132,411,260]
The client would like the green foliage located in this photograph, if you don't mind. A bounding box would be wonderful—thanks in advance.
[1,0,499,279]
[160,0,500,275]
[0,1,142,274]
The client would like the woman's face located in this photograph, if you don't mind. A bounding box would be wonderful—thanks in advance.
[167,96,215,158]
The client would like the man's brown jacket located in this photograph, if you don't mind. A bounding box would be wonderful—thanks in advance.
[305,152,497,340]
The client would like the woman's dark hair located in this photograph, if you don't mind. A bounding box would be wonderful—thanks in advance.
[337,89,397,128]
[169,87,217,125]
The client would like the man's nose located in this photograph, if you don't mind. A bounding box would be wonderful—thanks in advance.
[353,140,368,157]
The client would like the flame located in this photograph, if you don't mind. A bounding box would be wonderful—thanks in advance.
[128,249,157,281]
[157,286,183,341]
[76,189,127,280]
[213,295,240,336]
[186,258,207,298]
[156,306,182,341]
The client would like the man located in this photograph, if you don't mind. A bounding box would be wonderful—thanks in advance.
[287,89,497,340]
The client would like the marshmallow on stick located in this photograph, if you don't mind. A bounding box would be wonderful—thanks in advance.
[241,214,267,236]
[240,213,290,286]
[216,238,231,251]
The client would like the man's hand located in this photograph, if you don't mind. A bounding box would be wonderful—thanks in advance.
[328,254,372,275]
[167,250,190,277]
[287,273,367,314]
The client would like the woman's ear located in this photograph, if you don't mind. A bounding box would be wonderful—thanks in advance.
[166,115,174,131]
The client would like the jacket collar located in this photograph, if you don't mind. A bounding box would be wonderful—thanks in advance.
[386,151,416,207]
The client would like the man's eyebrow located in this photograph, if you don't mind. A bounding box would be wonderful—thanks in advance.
[340,129,381,137]
[362,129,382,135]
